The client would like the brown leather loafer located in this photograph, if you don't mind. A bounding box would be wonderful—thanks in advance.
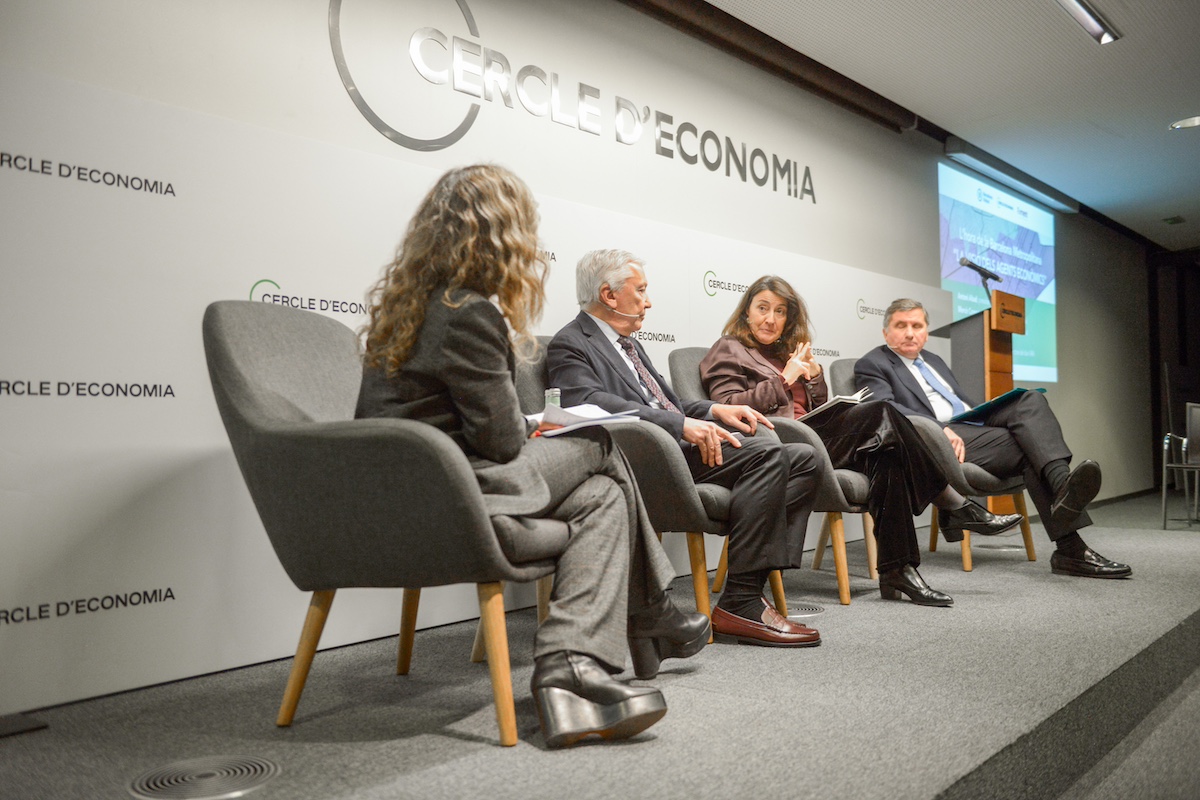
[711,599,820,648]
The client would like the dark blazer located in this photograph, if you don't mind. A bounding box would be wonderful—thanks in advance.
[854,344,977,422]
[699,335,829,417]
[355,289,550,518]
[547,311,712,441]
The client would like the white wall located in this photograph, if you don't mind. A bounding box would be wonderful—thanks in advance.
[1036,212,1152,498]
[0,0,1152,714]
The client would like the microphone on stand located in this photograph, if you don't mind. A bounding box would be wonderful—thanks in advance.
[959,256,1002,295]
[959,257,1002,282]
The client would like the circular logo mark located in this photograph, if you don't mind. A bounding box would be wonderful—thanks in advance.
[703,270,717,297]
[857,299,886,320]
[250,279,281,301]
[328,0,480,151]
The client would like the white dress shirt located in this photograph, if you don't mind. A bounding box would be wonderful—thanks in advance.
[890,347,973,423]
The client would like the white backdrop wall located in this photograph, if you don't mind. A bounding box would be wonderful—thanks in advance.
[0,0,1151,714]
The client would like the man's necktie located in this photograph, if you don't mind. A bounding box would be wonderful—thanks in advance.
[914,357,967,416]
[617,336,680,413]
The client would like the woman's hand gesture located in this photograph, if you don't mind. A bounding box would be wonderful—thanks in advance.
[781,341,821,385]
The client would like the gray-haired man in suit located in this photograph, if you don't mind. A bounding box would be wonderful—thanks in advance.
[854,298,1130,578]
[548,249,823,646]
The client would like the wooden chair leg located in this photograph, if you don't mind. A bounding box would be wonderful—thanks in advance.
[685,532,712,643]
[929,507,940,552]
[812,514,831,570]
[767,570,788,616]
[277,589,335,727]
[829,513,851,605]
[470,585,496,661]
[398,587,421,673]
[862,513,878,580]
[470,621,487,664]
[961,531,973,571]
[1013,492,1036,561]
[536,574,552,624]
[477,582,517,747]
[711,538,730,593]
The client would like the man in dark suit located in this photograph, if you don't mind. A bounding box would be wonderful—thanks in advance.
[548,249,823,646]
[854,298,1130,578]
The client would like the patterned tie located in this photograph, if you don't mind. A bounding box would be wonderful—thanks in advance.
[617,336,680,413]
[914,357,967,416]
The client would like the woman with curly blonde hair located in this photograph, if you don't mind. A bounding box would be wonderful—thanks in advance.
[361,164,545,375]
[356,165,707,748]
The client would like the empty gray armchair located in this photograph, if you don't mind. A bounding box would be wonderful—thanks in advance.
[829,358,1035,571]
[668,346,873,606]
[203,300,566,747]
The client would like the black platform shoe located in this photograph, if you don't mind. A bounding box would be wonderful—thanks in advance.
[627,594,710,679]
[531,651,668,748]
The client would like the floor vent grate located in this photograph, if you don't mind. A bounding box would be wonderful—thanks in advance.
[128,755,279,800]
[787,604,825,618]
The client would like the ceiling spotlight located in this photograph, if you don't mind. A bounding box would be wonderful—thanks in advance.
[1169,116,1200,131]
[1054,0,1121,44]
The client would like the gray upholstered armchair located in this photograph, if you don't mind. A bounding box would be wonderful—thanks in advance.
[524,337,784,625]
[668,346,874,605]
[202,300,567,746]
[827,358,1036,571]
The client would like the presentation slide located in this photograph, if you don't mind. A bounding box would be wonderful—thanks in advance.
[938,163,1058,382]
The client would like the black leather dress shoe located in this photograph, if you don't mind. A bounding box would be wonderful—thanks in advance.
[879,565,953,607]
[1050,460,1101,531]
[531,651,667,748]
[1050,547,1131,579]
[939,501,1023,542]
[627,594,710,679]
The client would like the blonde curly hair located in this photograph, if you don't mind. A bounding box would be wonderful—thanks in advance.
[361,165,547,375]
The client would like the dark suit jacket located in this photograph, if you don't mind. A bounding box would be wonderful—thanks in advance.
[699,335,829,417]
[355,289,551,518]
[854,345,977,422]
[547,311,712,441]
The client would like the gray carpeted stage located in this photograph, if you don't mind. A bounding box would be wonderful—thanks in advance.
[4,493,1199,800]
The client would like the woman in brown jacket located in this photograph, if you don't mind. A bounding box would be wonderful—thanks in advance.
[700,276,1021,607]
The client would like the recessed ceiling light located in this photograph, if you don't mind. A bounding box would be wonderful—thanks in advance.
[1169,116,1200,131]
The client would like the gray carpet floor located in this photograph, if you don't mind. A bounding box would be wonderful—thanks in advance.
[3,492,1199,800]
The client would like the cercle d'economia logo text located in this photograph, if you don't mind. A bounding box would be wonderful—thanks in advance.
[327,0,816,201]
[856,299,885,320]
[702,271,750,298]
[250,279,367,315]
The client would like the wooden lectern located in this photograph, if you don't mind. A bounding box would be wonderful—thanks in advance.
[931,290,1026,513]
[930,290,1026,402]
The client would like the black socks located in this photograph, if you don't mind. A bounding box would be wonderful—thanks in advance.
[715,569,769,620]
[1055,531,1088,557]
[1043,459,1071,495]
